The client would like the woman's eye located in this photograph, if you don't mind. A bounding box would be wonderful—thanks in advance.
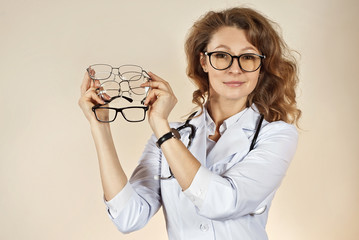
[213,53,229,59]
[242,55,255,60]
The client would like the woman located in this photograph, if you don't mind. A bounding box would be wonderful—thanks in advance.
[79,7,301,240]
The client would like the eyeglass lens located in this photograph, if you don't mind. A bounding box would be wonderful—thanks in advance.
[208,52,263,71]
[120,107,147,122]
[94,107,117,123]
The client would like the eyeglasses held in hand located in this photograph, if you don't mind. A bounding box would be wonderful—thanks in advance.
[204,51,265,72]
[96,79,149,102]
[87,64,151,102]
[87,64,150,81]
[92,95,148,123]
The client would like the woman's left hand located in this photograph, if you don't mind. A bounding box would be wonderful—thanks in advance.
[141,72,177,137]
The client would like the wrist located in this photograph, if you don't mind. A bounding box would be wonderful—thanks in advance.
[151,119,171,138]
[90,119,111,132]
[156,128,180,148]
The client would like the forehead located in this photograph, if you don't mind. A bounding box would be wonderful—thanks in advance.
[207,26,258,52]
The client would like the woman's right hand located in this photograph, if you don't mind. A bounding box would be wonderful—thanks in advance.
[78,70,107,124]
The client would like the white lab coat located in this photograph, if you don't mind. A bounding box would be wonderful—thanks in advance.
[105,105,298,240]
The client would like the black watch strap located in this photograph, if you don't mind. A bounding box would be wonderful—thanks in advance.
[156,128,180,148]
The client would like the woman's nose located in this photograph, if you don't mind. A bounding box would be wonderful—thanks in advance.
[228,57,243,73]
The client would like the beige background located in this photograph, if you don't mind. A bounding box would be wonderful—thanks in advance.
[1,0,358,239]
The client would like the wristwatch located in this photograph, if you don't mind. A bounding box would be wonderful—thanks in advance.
[156,128,180,148]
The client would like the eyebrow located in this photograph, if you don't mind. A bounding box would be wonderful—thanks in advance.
[213,45,258,52]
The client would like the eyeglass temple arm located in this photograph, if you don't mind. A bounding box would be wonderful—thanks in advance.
[93,95,134,109]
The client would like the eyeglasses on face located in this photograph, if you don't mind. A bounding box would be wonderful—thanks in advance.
[92,95,148,123]
[204,51,266,72]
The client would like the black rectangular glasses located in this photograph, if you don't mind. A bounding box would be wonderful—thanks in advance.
[92,95,148,123]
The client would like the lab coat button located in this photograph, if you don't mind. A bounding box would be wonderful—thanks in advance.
[200,223,209,232]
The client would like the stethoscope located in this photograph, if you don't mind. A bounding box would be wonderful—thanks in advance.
[156,111,265,181]
[155,112,267,216]
[155,111,198,180]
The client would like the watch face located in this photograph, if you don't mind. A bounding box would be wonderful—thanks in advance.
[171,128,181,139]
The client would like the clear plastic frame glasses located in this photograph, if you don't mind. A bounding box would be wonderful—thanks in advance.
[92,95,148,123]
[204,51,266,72]
[87,64,151,101]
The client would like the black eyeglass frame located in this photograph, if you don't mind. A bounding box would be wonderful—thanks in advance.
[204,51,266,72]
[92,96,149,123]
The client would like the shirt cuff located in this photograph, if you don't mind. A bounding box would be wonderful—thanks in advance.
[104,182,135,219]
[183,166,213,209]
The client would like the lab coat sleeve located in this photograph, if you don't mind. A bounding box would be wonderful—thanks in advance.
[104,134,162,233]
[184,121,298,220]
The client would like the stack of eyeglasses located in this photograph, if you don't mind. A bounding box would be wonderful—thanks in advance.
[88,64,151,123]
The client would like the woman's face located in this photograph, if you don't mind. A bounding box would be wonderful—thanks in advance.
[201,26,261,104]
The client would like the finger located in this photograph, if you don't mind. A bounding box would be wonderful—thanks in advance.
[83,86,106,104]
[142,80,174,95]
[93,79,101,88]
[147,72,165,82]
[143,88,160,106]
[143,88,169,106]
[88,67,95,76]
[88,90,106,105]
[148,72,170,87]
[148,72,175,94]
[80,71,92,96]
[101,92,112,101]
[79,91,104,110]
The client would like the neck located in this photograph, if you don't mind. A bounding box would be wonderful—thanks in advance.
[206,97,247,127]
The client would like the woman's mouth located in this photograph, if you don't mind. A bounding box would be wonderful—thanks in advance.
[223,81,244,87]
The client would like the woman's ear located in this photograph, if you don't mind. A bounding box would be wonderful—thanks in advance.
[200,53,208,73]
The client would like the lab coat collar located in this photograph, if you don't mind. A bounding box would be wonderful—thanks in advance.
[188,104,262,167]
[207,105,260,167]
[188,104,260,130]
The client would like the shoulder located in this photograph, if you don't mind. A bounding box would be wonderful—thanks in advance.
[255,120,298,158]
[244,105,298,153]
[247,104,298,138]
[261,120,298,139]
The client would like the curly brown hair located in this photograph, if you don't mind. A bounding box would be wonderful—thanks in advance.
[185,7,301,125]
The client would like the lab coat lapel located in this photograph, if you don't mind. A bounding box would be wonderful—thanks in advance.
[206,107,259,167]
